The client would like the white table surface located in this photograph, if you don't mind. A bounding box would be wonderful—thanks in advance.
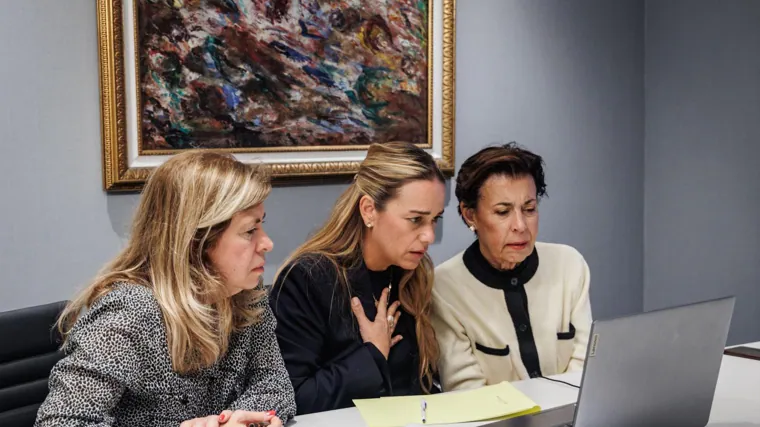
[289,342,760,427]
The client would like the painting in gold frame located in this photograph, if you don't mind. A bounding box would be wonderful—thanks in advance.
[97,0,456,191]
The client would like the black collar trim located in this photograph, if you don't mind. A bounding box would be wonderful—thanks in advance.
[462,240,539,290]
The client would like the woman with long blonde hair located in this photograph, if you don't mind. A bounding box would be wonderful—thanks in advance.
[35,152,296,427]
[270,141,446,414]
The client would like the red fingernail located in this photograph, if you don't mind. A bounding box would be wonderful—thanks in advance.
[267,410,276,416]
[218,413,226,422]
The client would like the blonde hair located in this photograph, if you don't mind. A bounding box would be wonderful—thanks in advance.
[58,151,271,374]
[274,141,443,392]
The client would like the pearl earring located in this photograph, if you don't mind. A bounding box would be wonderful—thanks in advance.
[366,223,373,228]
[469,225,476,232]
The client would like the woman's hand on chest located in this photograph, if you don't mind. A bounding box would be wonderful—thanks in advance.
[350,287,404,359]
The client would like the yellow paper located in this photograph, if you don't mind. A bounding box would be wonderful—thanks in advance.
[352,381,541,427]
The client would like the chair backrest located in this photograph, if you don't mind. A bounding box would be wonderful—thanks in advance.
[0,301,68,427]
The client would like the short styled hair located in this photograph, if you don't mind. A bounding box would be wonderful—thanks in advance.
[455,142,547,224]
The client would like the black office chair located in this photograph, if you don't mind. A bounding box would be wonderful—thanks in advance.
[0,301,68,426]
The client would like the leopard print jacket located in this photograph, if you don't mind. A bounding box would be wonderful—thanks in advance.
[35,283,297,426]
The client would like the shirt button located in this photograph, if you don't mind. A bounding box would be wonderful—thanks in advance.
[519,324,528,332]
[179,394,188,405]
[511,278,519,286]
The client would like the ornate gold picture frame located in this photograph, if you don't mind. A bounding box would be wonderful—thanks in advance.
[97,0,456,192]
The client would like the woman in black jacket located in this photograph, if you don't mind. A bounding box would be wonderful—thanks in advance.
[270,141,446,414]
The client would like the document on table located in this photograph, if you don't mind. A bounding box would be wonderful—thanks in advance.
[352,381,541,427]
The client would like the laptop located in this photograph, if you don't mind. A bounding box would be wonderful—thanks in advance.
[482,296,735,427]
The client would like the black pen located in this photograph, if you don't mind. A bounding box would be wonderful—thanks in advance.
[421,398,427,424]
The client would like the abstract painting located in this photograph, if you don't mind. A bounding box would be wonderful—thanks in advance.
[97,0,455,191]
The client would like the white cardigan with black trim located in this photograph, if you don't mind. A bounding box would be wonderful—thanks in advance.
[431,241,592,391]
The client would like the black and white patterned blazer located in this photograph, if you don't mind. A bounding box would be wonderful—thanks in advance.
[35,282,297,426]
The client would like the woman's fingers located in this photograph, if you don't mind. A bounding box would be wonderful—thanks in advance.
[218,410,233,424]
[392,311,401,332]
[387,301,401,316]
[391,335,404,347]
[229,410,276,424]
[351,298,371,331]
[376,287,390,318]
[179,416,220,427]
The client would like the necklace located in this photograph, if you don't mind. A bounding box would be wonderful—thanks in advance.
[385,270,392,304]
[372,270,393,305]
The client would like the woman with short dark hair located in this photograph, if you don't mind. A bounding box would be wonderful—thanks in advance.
[431,142,592,391]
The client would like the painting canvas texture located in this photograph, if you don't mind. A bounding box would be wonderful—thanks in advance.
[138,0,430,151]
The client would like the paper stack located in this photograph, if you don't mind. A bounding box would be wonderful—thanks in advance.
[353,381,541,427]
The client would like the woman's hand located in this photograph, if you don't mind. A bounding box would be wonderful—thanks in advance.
[222,410,281,427]
[181,410,281,427]
[180,415,225,427]
[351,287,403,359]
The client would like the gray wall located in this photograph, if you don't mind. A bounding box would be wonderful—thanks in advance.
[452,0,644,319]
[0,1,128,309]
[0,0,645,322]
[644,0,760,345]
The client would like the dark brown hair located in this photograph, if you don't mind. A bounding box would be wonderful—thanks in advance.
[455,142,547,225]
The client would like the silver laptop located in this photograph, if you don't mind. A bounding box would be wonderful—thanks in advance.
[482,296,735,427]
